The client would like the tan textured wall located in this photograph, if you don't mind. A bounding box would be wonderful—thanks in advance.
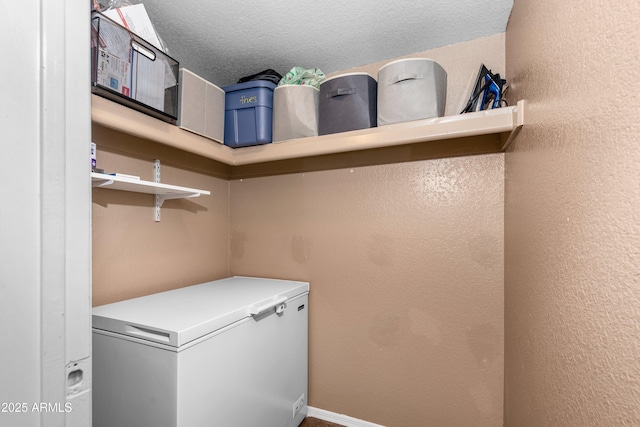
[91,125,231,306]
[227,36,508,426]
[230,154,505,426]
[504,0,640,426]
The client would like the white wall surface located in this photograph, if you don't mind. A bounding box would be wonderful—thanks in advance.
[0,1,92,426]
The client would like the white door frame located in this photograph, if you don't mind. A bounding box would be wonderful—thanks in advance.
[0,1,92,426]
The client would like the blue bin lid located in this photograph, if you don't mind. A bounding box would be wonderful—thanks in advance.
[222,80,277,93]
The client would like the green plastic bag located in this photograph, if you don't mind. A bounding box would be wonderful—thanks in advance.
[278,66,326,88]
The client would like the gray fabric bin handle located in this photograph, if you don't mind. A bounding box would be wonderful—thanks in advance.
[388,73,422,85]
[326,87,357,98]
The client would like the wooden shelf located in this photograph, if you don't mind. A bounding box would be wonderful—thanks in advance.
[92,94,524,167]
[233,101,524,165]
[92,95,234,165]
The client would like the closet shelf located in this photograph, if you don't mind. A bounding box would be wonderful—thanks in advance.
[91,172,210,200]
[92,94,525,166]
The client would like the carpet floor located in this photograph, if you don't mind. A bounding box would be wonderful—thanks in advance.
[300,416,346,427]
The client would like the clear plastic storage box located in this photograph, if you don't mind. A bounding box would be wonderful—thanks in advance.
[91,11,179,123]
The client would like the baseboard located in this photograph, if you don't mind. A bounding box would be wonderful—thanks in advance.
[307,406,386,427]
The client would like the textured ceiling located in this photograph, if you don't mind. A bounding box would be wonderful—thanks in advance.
[127,0,513,87]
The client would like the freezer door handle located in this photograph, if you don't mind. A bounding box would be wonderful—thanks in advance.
[249,296,288,316]
[123,324,172,344]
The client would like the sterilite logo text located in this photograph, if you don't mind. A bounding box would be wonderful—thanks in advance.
[2,402,73,413]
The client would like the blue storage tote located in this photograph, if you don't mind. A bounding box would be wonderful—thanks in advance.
[222,80,276,148]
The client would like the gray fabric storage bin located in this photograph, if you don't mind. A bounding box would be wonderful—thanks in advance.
[319,73,377,135]
[272,85,319,142]
[177,68,225,143]
[377,58,447,126]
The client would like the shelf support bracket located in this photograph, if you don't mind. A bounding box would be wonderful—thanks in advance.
[154,159,162,222]
[500,99,526,151]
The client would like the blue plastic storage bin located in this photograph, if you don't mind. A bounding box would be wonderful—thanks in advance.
[222,80,276,148]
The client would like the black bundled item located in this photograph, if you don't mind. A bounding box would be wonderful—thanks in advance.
[237,69,283,85]
[461,65,508,113]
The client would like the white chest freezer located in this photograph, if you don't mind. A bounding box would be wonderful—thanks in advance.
[92,276,309,427]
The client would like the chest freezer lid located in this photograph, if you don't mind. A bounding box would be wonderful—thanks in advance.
[92,276,309,348]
